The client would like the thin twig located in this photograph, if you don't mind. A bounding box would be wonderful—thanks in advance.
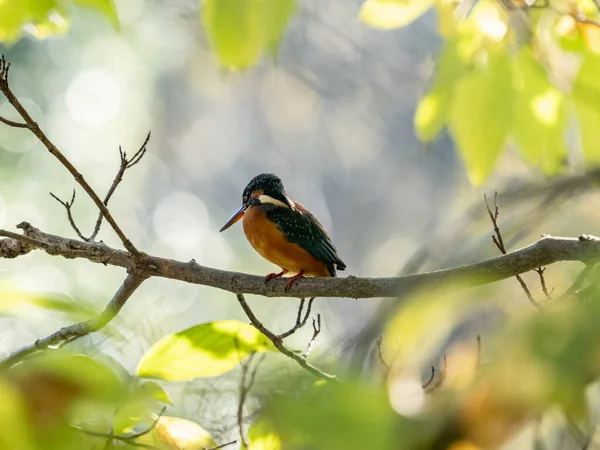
[422,365,436,389]
[74,406,166,449]
[375,338,390,371]
[0,273,146,369]
[424,354,447,393]
[205,441,237,450]
[0,115,27,128]
[484,193,542,310]
[477,334,482,367]
[50,190,87,240]
[303,314,321,357]
[535,267,552,300]
[235,294,336,380]
[89,133,150,241]
[237,353,264,448]
[0,54,138,254]
[279,297,314,339]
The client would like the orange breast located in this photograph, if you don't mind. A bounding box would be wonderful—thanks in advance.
[242,206,331,277]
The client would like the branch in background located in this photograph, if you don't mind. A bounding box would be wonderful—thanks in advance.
[279,297,315,339]
[0,55,138,254]
[484,192,542,310]
[303,315,321,358]
[423,354,447,393]
[237,352,263,448]
[76,406,166,450]
[235,294,336,380]
[0,273,146,368]
[2,222,600,300]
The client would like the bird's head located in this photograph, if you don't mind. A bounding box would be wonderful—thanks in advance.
[219,173,290,232]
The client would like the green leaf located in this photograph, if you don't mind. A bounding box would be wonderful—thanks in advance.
[269,382,411,450]
[360,0,433,30]
[12,353,124,401]
[137,381,172,405]
[0,380,35,450]
[112,381,172,435]
[71,0,119,28]
[202,0,296,69]
[137,320,276,381]
[513,50,567,175]
[448,51,513,184]
[573,53,600,164]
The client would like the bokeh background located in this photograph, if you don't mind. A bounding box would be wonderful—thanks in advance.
[2,0,600,447]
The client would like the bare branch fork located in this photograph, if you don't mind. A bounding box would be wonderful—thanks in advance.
[0,55,138,254]
[50,132,150,243]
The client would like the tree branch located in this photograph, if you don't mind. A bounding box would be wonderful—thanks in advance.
[0,273,146,368]
[235,294,336,380]
[1,222,600,300]
[0,55,138,254]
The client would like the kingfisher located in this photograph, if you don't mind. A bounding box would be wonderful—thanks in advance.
[219,173,346,291]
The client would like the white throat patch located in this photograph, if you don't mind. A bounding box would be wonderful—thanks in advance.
[258,194,289,208]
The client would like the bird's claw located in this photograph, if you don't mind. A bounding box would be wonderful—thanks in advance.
[265,270,286,283]
[284,271,305,292]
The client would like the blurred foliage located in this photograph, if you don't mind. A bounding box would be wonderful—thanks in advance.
[4,0,600,449]
[0,0,118,42]
[3,0,600,183]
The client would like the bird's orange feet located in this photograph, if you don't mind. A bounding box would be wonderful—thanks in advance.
[285,271,305,292]
[265,270,287,283]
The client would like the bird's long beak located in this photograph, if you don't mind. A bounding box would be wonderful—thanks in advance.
[219,203,247,232]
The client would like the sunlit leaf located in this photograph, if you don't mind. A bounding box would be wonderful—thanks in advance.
[137,320,276,381]
[360,0,433,30]
[573,53,600,163]
[135,416,217,450]
[202,0,296,69]
[448,50,512,184]
[248,417,282,450]
[513,49,567,174]
[414,90,444,142]
[71,0,119,28]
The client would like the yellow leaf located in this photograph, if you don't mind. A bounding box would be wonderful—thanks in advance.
[360,0,433,30]
[135,416,216,450]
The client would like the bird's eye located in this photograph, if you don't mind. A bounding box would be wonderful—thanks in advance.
[242,194,248,203]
